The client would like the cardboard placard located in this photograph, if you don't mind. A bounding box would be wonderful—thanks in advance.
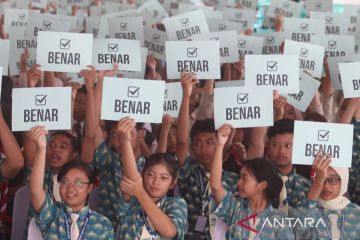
[266,0,302,19]
[192,31,239,63]
[292,121,353,167]
[31,0,48,9]
[343,4,360,28]
[311,35,355,58]
[245,55,299,93]
[328,55,360,91]
[282,72,321,112]
[0,39,10,76]
[283,17,325,43]
[237,35,264,58]
[163,82,183,117]
[12,87,72,131]
[4,8,35,33]
[255,32,285,55]
[144,27,167,61]
[85,16,101,38]
[101,77,165,123]
[304,0,333,14]
[177,3,215,18]
[137,0,167,26]
[207,18,244,34]
[214,87,274,129]
[119,47,148,79]
[310,12,350,35]
[36,31,93,72]
[108,16,144,45]
[25,12,71,40]
[339,61,360,98]
[222,8,256,30]
[284,39,324,79]
[92,39,141,71]
[162,10,209,41]
[165,41,220,79]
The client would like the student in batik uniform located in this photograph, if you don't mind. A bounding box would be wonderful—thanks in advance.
[116,117,187,239]
[175,72,238,239]
[265,119,312,214]
[29,126,114,240]
[210,124,294,240]
[81,64,145,228]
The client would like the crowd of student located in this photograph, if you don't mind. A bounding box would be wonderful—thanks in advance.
[0,0,360,240]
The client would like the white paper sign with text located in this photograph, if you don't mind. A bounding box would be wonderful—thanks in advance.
[283,17,325,43]
[12,87,72,131]
[292,121,353,167]
[0,39,9,76]
[164,82,183,117]
[339,62,360,98]
[311,35,355,58]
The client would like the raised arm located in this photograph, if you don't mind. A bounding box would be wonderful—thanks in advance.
[176,72,198,167]
[80,66,97,164]
[0,110,24,179]
[29,126,48,213]
[307,152,331,201]
[210,124,232,204]
[156,114,174,153]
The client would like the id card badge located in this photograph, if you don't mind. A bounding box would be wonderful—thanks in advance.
[209,213,218,239]
[195,216,207,232]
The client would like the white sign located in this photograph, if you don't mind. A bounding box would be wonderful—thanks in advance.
[92,39,141,71]
[222,8,256,31]
[36,31,93,72]
[237,35,264,58]
[163,82,183,117]
[207,18,244,34]
[108,16,144,46]
[0,67,2,99]
[0,39,10,76]
[292,121,353,167]
[215,80,245,88]
[119,47,148,79]
[162,10,209,41]
[144,27,167,61]
[12,87,72,131]
[192,31,238,63]
[255,32,285,55]
[328,55,360,90]
[101,77,165,123]
[4,8,33,33]
[9,29,37,76]
[266,0,302,19]
[177,3,215,17]
[165,41,220,79]
[283,18,325,43]
[235,0,259,10]
[310,12,350,35]
[339,62,360,98]
[284,40,324,79]
[304,0,333,14]
[283,72,321,112]
[343,4,360,28]
[311,35,355,58]
[25,12,71,40]
[137,0,167,25]
[60,0,90,8]
[214,87,273,129]
[245,55,299,93]
[31,0,48,9]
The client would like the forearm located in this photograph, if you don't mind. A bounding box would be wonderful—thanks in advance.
[247,127,267,159]
[176,96,190,167]
[222,64,231,81]
[210,144,225,204]
[338,99,357,124]
[85,87,96,139]
[307,180,324,201]
[138,189,177,238]
[29,148,46,213]
[121,142,141,181]
[156,124,170,153]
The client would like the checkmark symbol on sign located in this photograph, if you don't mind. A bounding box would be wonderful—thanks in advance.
[187,48,198,58]
[238,40,246,48]
[35,95,47,106]
[181,18,189,27]
[318,130,330,141]
[267,61,278,71]
[300,23,308,31]
[219,24,227,31]
[60,39,71,50]
[300,48,308,57]
[120,23,127,31]
[237,93,248,104]
[152,34,160,42]
[108,43,118,52]
[267,37,274,44]
[325,17,333,24]
[128,86,140,98]
[164,89,168,98]
[328,40,337,49]
[43,20,52,30]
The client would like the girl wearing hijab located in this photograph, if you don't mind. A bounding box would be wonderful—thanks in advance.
[304,151,360,239]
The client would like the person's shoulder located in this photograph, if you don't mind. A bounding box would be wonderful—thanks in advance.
[90,210,113,225]
[165,196,187,207]
[294,173,312,186]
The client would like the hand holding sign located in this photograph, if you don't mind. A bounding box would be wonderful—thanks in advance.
[181,71,199,98]
[20,48,30,73]
[27,64,42,88]
[312,151,331,184]
[274,96,287,121]
[29,125,48,150]
[80,65,97,90]
[116,116,136,143]
[98,63,119,80]
[217,124,233,145]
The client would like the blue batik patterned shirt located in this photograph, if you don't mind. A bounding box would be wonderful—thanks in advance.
[32,194,115,240]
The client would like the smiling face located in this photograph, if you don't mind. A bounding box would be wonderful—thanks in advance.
[59,168,93,212]
[191,132,217,168]
[46,134,77,172]
[142,163,176,201]
[321,167,341,201]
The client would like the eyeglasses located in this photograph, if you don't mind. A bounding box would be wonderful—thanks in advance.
[60,179,90,190]
[324,177,341,185]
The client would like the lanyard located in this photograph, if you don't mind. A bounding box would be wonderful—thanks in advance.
[63,208,92,240]
[241,205,273,240]
[47,185,56,202]
[198,171,213,215]
[321,208,345,240]
[140,209,159,239]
